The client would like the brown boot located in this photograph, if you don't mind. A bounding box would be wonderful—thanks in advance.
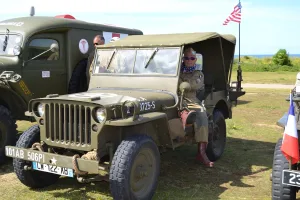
[196,142,214,167]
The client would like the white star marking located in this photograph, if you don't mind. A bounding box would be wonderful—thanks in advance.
[50,157,57,165]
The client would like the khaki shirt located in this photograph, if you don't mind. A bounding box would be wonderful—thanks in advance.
[179,70,204,103]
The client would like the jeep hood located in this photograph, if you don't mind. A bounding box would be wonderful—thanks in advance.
[37,88,177,107]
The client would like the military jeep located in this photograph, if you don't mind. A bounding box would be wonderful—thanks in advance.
[5,32,245,199]
[0,14,143,162]
[271,73,300,200]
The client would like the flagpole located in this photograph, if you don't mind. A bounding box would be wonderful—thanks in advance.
[237,0,242,92]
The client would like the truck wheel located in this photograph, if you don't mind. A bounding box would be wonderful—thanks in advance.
[13,124,60,188]
[109,135,160,200]
[206,109,226,162]
[0,105,17,164]
[271,138,297,200]
[68,59,88,94]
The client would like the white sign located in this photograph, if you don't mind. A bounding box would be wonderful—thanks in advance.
[103,32,128,44]
[42,71,50,78]
[68,93,118,99]
[0,22,24,27]
[79,39,89,54]
[68,92,148,102]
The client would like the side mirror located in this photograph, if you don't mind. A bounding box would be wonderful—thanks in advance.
[50,43,59,52]
[23,43,59,67]
[13,45,22,56]
[179,81,191,110]
[179,81,191,93]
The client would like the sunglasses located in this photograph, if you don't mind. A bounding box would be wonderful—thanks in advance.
[183,56,196,61]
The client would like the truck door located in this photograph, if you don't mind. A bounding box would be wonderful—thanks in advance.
[22,33,67,98]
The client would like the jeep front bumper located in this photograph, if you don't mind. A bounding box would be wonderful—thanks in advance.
[5,146,100,175]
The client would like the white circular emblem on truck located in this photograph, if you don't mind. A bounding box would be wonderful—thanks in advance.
[79,39,89,54]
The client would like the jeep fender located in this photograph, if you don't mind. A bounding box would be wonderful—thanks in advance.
[105,112,173,147]
[214,98,231,119]
[0,86,28,120]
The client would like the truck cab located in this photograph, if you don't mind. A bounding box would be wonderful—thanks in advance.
[0,14,143,163]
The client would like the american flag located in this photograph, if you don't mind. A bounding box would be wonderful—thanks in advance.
[223,2,242,25]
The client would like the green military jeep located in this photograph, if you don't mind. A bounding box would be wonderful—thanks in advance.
[0,14,143,162]
[5,32,245,199]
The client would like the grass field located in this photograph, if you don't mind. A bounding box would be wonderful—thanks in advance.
[0,87,297,200]
[231,71,296,84]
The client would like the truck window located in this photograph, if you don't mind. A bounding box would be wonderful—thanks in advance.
[28,38,59,61]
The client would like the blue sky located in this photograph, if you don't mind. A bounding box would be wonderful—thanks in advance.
[0,0,299,55]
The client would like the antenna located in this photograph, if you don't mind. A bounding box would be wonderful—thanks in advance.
[30,6,35,17]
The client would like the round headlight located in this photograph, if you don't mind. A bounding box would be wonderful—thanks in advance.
[37,104,45,117]
[96,108,106,123]
[13,45,21,56]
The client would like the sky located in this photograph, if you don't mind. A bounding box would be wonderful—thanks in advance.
[0,0,299,55]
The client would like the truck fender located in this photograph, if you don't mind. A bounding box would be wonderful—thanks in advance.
[0,86,28,120]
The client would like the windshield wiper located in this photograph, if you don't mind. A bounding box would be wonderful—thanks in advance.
[2,29,9,52]
[144,48,158,69]
[107,49,117,69]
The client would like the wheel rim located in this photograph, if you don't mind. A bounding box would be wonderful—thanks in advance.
[0,121,7,147]
[211,117,226,156]
[130,147,157,198]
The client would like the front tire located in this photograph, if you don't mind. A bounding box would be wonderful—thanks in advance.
[68,59,88,94]
[0,105,17,164]
[271,138,297,200]
[109,135,160,200]
[206,109,227,162]
[13,125,60,188]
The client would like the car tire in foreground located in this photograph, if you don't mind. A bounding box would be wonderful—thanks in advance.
[109,134,160,200]
[0,105,17,164]
[13,124,60,188]
[271,138,297,200]
[206,109,227,162]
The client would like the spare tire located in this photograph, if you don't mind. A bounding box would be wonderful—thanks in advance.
[68,59,88,94]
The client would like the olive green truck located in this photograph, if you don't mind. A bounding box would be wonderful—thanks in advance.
[0,14,143,162]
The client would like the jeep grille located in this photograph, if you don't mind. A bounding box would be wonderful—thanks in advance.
[44,103,92,146]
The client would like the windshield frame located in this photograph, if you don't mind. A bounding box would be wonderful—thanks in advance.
[0,32,23,57]
[92,46,183,77]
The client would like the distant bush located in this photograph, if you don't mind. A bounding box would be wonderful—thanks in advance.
[272,49,292,66]
[231,53,300,72]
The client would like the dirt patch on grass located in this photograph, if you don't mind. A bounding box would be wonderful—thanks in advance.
[255,123,282,129]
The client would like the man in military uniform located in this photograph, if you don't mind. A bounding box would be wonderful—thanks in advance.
[178,47,213,167]
[86,35,105,83]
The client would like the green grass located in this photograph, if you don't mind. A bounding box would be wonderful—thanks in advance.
[228,56,299,84]
[231,71,296,84]
[232,56,300,72]
[0,88,297,200]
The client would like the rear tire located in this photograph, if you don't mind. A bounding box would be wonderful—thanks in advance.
[0,105,17,164]
[68,59,88,94]
[206,109,227,162]
[13,125,60,188]
[271,138,297,200]
[109,135,160,200]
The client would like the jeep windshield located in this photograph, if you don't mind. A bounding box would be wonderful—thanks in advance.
[0,33,23,56]
[93,47,181,75]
